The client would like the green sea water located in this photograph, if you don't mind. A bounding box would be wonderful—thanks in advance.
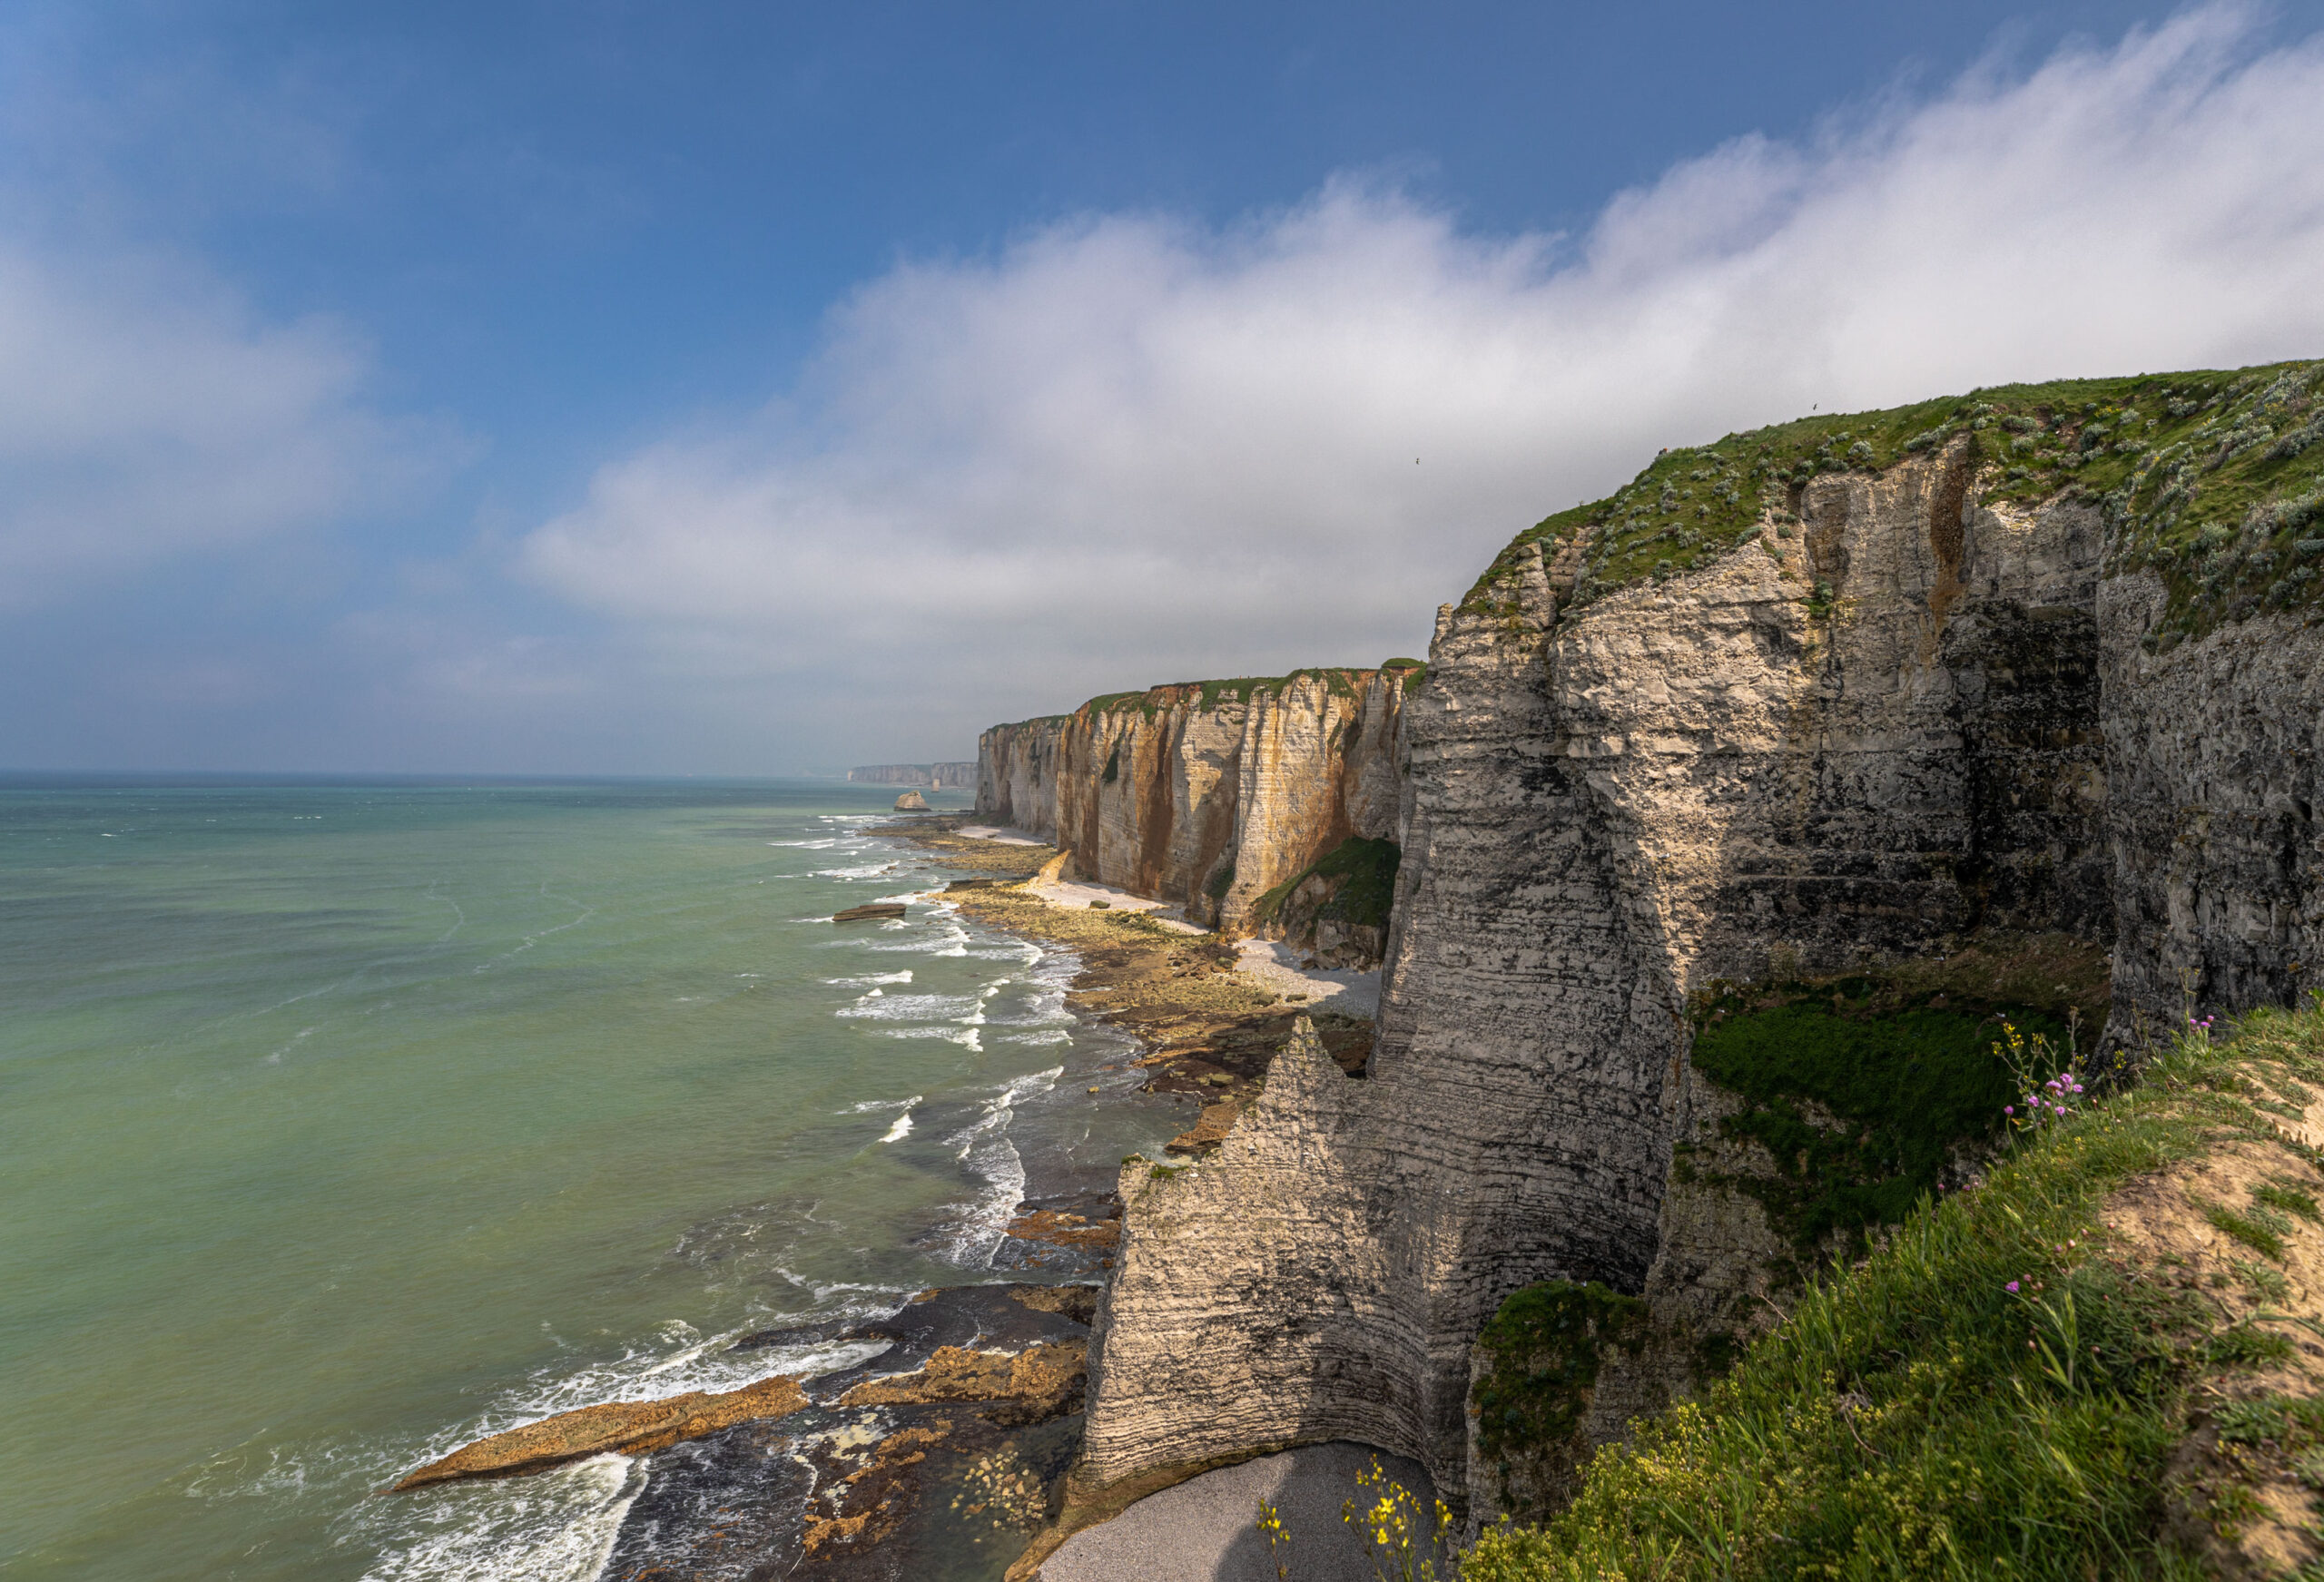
[0,778,1176,1581]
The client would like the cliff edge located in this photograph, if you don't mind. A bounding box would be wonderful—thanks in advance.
[1070,359,2324,1532]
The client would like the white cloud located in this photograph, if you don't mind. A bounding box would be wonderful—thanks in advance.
[527,5,2324,755]
[0,244,448,604]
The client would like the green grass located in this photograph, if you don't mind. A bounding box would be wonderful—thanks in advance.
[2199,1195,2290,1260]
[987,662,1426,732]
[1687,989,2073,1255]
[1460,359,2324,640]
[2252,1181,2321,1222]
[989,661,1431,734]
[1462,1000,2324,1581]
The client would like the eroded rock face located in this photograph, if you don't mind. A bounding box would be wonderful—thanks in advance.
[1079,438,2324,1518]
[974,670,1411,936]
[2102,578,2324,1033]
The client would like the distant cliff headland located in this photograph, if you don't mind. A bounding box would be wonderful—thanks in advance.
[849,762,976,788]
[970,359,2324,1577]
[978,666,1418,964]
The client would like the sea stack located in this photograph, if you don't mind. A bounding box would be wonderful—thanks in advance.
[893,790,930,811]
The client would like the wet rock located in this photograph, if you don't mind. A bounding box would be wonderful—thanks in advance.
[600,1285,1098,1580]
[598,1413,813,1582]
[391,1372,809,1491]
[1162,1096,1244,1155]
[991,1193,1122,1275]
[832,902,908,923]
[839,1341,1086,1423]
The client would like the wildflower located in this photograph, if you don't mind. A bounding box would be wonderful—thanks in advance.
[2005,1280,2021,1292]
[2004,1105,2014,1115]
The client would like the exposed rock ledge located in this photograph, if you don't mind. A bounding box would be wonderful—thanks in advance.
[392,1373,812,1490]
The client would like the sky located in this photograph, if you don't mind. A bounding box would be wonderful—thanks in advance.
[5,1,2324,773]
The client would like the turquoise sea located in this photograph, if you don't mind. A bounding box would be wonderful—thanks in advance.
[0,778,1177,1580]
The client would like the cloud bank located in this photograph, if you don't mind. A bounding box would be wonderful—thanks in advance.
[526,5,2324,761]
[0,245,443,604]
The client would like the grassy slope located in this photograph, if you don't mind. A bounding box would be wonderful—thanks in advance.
[1463,999,2324,1581]
[1462,359,2324,650]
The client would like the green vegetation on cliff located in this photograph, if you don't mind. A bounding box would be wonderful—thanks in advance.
[1687,984,2078,1258]
[1462,359,2324,643]
[1249,835,1400,930]
[1464,998,2324,1581]
[1472,1281,1649,1520]
[990,662,1428,732]
[1069,663,1421,722]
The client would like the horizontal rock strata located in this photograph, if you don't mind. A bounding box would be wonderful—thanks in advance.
[975,667,1414,938]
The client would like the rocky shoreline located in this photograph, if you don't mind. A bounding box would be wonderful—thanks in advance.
[389,814,1362,1580]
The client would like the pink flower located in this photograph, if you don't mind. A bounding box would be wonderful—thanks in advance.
[2005,1280,2021,1293]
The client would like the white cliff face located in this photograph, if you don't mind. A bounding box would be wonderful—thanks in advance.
[1080,436,2324,1519]
[974,669,1413,935]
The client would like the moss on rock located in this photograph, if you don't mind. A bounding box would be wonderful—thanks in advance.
[1472,1280,1649,1519]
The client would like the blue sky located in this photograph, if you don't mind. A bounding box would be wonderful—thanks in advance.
[5,1,2323,771]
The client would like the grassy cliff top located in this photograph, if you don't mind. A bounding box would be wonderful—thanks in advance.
[1465,995,2324,1580]
[1462,358,2324,642]
[985,660,1426,732]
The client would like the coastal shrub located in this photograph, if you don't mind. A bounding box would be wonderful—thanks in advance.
[1463,999,2324,1582]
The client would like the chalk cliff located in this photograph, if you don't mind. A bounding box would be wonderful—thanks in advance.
[1068,361,2324,1530]
[975,668,1416,941]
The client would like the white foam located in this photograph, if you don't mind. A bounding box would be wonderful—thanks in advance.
[881,1026,982,1048]
[844,1094,922,1114]
[836,990,982,1022]
[824,970,912,988]
[880,1112,913,1143]
[358,1453,639,1582]
[931,1066,1062,1264]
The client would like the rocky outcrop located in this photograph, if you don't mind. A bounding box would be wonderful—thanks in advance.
[393,1373,810,1489]
[1075,367,2324,1530]
[852,762,977,787]
[975,668,1417,939]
